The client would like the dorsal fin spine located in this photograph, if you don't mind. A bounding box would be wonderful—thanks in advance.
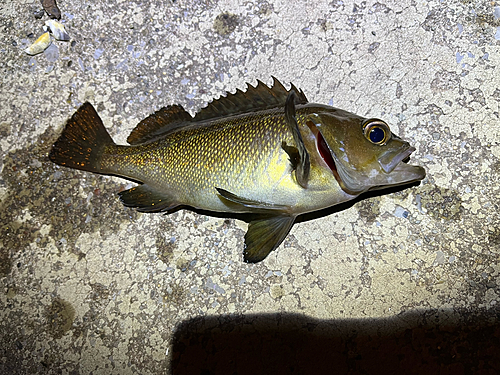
[192,77,308,123]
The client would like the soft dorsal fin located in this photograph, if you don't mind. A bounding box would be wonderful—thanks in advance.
[127,105,193,145]
[193,77,308,122]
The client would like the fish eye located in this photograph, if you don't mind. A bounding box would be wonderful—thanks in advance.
[363,120,391,145]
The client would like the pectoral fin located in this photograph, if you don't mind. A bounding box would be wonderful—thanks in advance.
[281,141,300,171]
[244,215,296,263]
[285,91,310,188]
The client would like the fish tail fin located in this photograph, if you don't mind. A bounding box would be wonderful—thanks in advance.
[49,102,115,173]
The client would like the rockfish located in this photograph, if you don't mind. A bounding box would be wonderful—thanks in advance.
[49,78,425,262]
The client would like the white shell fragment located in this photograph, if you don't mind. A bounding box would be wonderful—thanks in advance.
[24,32,51,55]
[45,19,70,41]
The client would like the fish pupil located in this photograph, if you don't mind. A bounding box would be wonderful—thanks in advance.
[369,127,385,144]
[317,132,337,173]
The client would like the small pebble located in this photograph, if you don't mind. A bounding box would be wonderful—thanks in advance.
[34,9,45,19]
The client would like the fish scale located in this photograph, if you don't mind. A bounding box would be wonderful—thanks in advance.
[49,78,425,263]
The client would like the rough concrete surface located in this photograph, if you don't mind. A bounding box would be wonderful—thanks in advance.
[1,0,500,373]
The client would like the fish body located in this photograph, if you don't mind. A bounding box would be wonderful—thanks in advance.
[102,105,354,215]
[50,78,425,262]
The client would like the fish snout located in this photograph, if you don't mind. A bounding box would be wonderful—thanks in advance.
[378,143,415,174]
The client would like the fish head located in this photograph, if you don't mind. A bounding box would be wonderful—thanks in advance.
[305,105,426,194]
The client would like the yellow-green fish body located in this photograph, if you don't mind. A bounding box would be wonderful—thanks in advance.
[102,107,350,214]
[50,78,425,262]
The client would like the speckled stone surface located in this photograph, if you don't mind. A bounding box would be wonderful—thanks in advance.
[1,0,500,373]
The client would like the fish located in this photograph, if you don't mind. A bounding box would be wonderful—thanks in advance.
[45,20,70,41]
[49,78,425,263]
[24,32,51,55]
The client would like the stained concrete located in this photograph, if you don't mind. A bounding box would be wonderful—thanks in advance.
[1,0,500,373]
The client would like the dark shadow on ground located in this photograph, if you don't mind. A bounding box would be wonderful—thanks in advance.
[170,308,500,374]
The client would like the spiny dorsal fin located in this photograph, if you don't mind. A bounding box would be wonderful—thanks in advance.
[127,105,192,145]
[193,77,308,122]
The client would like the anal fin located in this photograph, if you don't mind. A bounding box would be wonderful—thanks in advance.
[118,185,178,213]
[244,215,296,263]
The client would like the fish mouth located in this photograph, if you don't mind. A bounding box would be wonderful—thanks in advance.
[378,144,415,174]
[374,144,426,188]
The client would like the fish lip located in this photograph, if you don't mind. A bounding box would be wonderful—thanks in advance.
[378,144,416,174]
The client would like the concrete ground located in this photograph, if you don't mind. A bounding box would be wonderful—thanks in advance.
[1,0,500,373]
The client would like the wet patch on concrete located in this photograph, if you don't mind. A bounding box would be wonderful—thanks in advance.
[213,12,239,36]
[156,221,177,264]
[356,198,381,225]
[487,228,500,251]
[163,284,187,305]
[418,185,463,220]
[0,127,138,276]
[45,298,76,339]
